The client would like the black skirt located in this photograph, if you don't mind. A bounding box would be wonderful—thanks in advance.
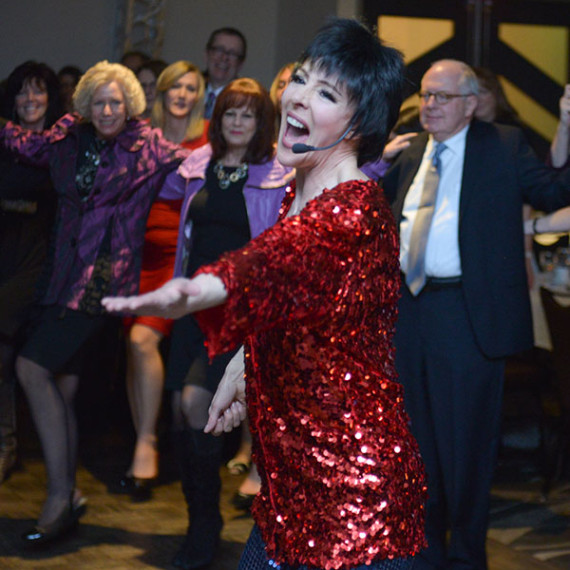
[18,304,110,374]
[165,313,238,392]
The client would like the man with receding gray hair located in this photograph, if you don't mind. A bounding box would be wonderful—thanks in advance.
[384,59,570,570]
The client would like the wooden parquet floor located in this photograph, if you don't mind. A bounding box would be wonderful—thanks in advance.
[0,437,254,569]
[0,387,254,570]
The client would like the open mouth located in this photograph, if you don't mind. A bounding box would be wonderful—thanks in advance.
[283,115,309,147]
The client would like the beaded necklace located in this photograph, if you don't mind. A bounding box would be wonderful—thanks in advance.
[213,160,248,189]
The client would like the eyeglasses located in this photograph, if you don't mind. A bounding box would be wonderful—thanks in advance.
[419,91,473,105]
[208,45,243,61]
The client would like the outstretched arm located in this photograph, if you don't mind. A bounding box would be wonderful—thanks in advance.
[204,346,247,435]
[551,84,570,168]
[101,273,227,319]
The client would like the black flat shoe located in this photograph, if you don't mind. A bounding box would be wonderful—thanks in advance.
[118,475,154,501]
[22,499,86,547]
[231,491,256,511]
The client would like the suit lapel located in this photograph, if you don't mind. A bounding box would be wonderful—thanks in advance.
[458,122,481,223]
[393,133,428,221]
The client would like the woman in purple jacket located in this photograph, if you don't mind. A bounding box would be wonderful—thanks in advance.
[158,77,293,570]
[0,60,188,546]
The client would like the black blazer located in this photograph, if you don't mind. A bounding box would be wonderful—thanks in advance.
[384,120,570,359]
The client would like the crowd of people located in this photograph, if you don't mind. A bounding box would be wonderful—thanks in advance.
[1,15,570,570]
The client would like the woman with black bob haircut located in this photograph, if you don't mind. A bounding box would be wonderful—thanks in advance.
[296,17,404,166]
[104,19,426,570]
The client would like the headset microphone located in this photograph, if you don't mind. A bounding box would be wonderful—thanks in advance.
[291,124,353,154]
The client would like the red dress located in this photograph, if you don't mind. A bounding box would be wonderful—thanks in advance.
[195,180,427,570]
[126,128,209,335]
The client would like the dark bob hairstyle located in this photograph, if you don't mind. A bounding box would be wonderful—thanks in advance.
[2,60,62,128]
[209,78,276,164]
[298,18,404,165]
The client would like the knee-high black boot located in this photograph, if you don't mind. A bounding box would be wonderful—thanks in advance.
[172,428,224,570]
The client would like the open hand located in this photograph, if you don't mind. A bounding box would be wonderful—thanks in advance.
[102,277,201,318]
[382,132,418,161]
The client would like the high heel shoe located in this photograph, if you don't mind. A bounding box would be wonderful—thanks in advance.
[117,475,154,501]
[22,496,87,547]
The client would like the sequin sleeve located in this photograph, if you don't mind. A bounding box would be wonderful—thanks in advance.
[194,180,399,357]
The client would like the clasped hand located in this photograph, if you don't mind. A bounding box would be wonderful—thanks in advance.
[204,346,247,435]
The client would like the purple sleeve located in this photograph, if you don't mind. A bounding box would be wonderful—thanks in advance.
[361,157,390,180]
[158,169,186,200]
[0,121,51,168]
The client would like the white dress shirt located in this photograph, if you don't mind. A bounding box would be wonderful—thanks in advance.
[400,125,469,278]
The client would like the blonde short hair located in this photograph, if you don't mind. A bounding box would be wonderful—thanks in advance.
[73,60,145,119]
[151,61,206,142]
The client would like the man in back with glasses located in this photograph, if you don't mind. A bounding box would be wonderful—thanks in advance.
[203,27,247,118]
[384,59,570,570]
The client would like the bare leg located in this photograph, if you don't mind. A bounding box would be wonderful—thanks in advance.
[232,427,260,510]
[227,418,252,475]
[125,324,164,479]
[16,356,78,526]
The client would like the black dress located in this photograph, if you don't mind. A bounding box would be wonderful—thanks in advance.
[165,160,250,392]
[0,148,55,340]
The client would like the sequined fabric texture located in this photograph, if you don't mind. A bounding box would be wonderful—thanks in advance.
[195,180,427,570]
[239,524,416,570]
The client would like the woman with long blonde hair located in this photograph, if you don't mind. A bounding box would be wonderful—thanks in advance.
[120,61,209,499]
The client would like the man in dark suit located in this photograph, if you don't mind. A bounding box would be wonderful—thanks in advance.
[383,59,570,570]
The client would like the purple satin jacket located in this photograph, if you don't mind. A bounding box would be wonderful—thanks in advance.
[0,113,189,309]
[159,144,295,277]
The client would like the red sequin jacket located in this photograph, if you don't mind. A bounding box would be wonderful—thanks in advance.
[195,179,426,570]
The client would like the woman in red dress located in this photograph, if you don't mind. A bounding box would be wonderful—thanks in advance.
[121,61,209,496]
[105,19,426,570]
